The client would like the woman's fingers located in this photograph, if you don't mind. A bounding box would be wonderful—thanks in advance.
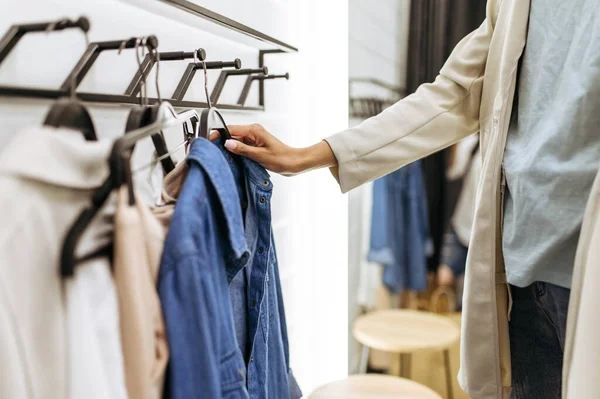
[209,130,221,142]
[224,139,262,158]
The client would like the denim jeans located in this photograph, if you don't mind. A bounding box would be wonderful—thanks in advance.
[509,282,570,399]
[440,227,468,276]
[369,162,430,293]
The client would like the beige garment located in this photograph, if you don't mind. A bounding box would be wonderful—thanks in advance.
[326,1,600,397]
[114,186,169,399]
[151,159,189,230]
[0,127,126,399]
[161,160,188,205]
[562,170,600,398]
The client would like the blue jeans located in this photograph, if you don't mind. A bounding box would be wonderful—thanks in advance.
[440,227,468,276]
[509,282,570,399]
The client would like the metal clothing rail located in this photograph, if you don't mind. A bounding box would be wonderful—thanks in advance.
[158,0,299,53]
[349,77,405,96]
[0,86,264,111]
[0,17,293,111]
[0,17,90,64]
[348,77,404,118]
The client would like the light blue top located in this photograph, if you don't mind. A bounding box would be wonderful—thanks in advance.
[503,0,600,289]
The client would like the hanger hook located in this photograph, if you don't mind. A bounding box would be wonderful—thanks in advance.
[134,37,148,106]
[153,46,162,103]
[201,53,212,109]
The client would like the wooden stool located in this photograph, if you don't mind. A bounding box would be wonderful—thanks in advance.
[353,310,460,399]
[308,374,443,399]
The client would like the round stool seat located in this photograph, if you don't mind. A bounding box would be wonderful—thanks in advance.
[308,374,443,399]
[353,309,460,353]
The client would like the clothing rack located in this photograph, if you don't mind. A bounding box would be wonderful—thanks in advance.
[348,78,404,118]
[0,14,296,111]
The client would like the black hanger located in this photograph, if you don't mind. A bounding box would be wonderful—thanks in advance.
[199,107,232,141]
[43,18,96,140]
[60,102,201,277]
[44,99,97,140]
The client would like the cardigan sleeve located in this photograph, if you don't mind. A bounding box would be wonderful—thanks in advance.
[325,0,497,193]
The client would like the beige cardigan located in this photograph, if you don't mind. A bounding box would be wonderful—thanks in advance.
[326,0,599,398]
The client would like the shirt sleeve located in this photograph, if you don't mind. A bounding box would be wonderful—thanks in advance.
[324,0,497,193]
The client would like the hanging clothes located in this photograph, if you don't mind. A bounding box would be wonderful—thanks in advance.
[157,138,250,399]
[368,161,431,294]
[217,139,302,399]
[0,127,127,399]
[113,186,169,399]
[155,139,301,399]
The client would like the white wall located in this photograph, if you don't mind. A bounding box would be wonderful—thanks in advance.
[349,0,410,97]
[0,0,348,394]
[347,0,411,374]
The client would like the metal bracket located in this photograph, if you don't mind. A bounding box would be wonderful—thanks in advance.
[0,18,292,112]
[0,17,90,64]
[209,66,268,105]
[237,73,289,106]
[171,58,242,101]
[258,49,284,106]
[61,35,158,93]
[124,48,207,97]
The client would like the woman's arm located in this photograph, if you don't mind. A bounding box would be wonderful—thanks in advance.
[222,0,498,192]
[215,125,338,175]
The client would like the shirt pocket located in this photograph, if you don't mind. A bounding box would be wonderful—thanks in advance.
[219,349,248,397]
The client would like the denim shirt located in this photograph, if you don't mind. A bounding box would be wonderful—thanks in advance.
[217,141,302,399]
[368,161,431,293]
[158,138,250,399]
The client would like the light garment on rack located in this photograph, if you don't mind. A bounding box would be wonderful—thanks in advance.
[157,138,249,399]
[348,181,380,309]
[114,186,169,399]
[0,127,126,399]
[368,161,432,294]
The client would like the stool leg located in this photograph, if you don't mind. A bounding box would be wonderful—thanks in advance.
[443,349,454,399]
[358,344,370,374]
[399,353,412,379]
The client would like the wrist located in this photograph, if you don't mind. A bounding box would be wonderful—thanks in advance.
[292,141,337,174]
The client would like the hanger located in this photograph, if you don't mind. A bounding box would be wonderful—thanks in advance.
[197,55,232,141]
[199,107,232,140]
[60,101,202,277]
[43,20,96,140]
[125,38,177,173]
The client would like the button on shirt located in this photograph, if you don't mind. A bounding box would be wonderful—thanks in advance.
[158,138,250,399]
[218,141,302,399]
[503,0,600,288]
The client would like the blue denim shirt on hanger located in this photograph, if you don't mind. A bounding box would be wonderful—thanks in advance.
[368,161,430,293]
[218,139,302,399]
[158,138,250,399]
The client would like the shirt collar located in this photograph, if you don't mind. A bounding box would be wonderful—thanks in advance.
[186,138,249,263]
[0,126,111,189]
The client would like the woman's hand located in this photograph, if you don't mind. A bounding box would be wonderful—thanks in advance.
[210,124,338,176]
